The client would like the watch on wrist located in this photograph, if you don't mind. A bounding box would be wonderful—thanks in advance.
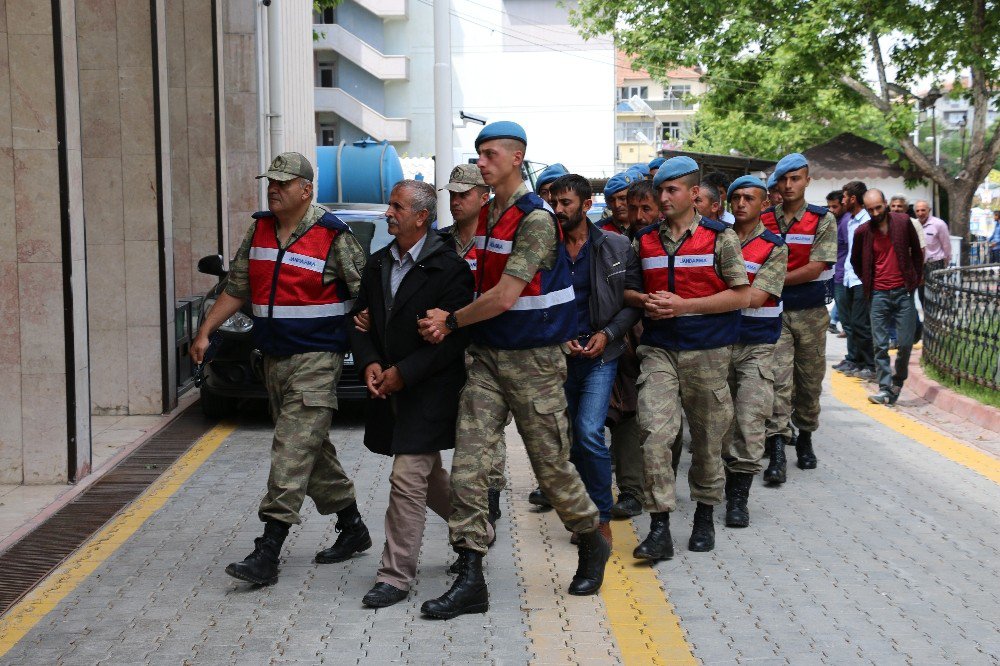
[445,312,459,331]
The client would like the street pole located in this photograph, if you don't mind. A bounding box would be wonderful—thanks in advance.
[433,0,454,228]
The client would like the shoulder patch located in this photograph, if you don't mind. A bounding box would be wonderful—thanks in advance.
[760,228,784,246]
[806,203,829,217]
[317,212,352,232]
[699,217,727,232]
[251,210,274,219]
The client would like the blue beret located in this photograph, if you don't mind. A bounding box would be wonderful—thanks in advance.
[603,172,635,198]
[535,163,569,190]
[652,156,699,187]
[766,172,778,189]
[727,175,767,201]
[772,152,808,182]
[648,157,666,170]
[631,163,650,176]
[475,121,527,150]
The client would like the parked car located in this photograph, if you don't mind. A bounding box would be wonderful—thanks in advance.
[195,206,391,418]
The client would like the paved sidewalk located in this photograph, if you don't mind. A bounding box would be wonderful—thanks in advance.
[1,334,999,664]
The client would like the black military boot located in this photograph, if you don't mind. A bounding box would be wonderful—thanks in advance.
[795,430,818,469]
[724,472,753,528]
[762,435,787,485]
[688,503,715,552]
[568,528,612,596]
[315,503,372,563]
[421,549,489,619]
[225,520,289,585]
[528,487,551,508]
[610,493,643,519]
[488,488,502,525]
[633,512,673,561]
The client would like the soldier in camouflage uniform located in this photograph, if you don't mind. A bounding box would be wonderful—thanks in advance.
[760,154,838,483]
[720,176,788,528]
[192,152,370,586]
[417,122,609,619]
[625,157,750,561]
[438,164,508,528]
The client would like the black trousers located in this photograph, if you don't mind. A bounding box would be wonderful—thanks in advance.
[840,284,874,369]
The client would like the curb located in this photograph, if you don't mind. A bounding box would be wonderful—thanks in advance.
[906,351,1000,434]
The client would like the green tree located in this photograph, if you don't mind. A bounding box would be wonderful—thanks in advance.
[571,0,1000,240]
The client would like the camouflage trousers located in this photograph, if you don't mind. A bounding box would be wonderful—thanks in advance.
[766,307,830,439]
[258,352,356,525]
[449,343,599,553]
[610,415,644,500]
[723,343,775,475]
[637,345,733,512]
[467,351,507,492]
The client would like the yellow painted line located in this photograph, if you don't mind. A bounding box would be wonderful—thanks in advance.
[0,422,237,656]
[601,520,698,665]
[830,372,1000,484]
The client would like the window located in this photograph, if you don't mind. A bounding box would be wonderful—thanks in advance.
[665,85,691,99]
[619,85,648,101]
[318,62,335,88]
[320,124,337,146]
[661,122,682,140]
[314,7,336,24]
[616,121,656,143]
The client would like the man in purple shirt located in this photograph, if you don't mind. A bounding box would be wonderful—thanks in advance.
[913,200,951,309]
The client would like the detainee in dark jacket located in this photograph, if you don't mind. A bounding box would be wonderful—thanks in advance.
[532,174,642,543]
[348,180,477,609]
[849,189,924,406]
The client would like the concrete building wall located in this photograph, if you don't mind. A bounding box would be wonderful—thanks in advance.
[77,0,175,417]
[1,0,91,483]
[167,0,225,300]
[278,2,317,168]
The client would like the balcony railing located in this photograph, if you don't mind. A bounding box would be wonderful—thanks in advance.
[646,98,695,111]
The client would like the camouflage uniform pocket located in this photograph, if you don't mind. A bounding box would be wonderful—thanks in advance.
[756,364,774,382]
[302,391,336,408]
[531,395,571,457]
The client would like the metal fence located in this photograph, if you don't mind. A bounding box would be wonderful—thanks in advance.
[923,264,1000,390]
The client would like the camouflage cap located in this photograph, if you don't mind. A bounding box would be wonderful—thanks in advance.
[256,151,314,182]
[440,163,487,192]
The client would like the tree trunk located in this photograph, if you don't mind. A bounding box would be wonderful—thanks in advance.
[943,180,976,264]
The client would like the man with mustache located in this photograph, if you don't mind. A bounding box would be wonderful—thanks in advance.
[850,190,924,406]
[192,152,370,586]
[550,173,642,544]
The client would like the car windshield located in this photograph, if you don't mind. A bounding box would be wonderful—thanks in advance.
[326,209,392,254]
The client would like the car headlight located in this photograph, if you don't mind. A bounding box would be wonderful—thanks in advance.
[202,298,254,334]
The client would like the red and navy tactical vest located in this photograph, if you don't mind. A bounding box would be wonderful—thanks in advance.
[600,219,625,235]
[636,217,739,351]
[739,229,785,345]
[761,204,833,311]
[472,192,576,350]
[247,211,354,355]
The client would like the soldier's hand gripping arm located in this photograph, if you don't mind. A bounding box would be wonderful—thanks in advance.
[418,273,528,343]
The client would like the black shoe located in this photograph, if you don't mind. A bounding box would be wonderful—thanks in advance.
[795,431,817,470]
[568,529,611,596]
[724,472,753,528]
[315,513,372,563]
[528,488,551,508]
[488,488,502,525]
[762,435,787,485]
[362,582,408,608]
[833,359,856,373]
[421,549,489,619]
[225,520,288,586]
[633,512,673,561]
[610,493,643,519]
[688,503,715,552]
